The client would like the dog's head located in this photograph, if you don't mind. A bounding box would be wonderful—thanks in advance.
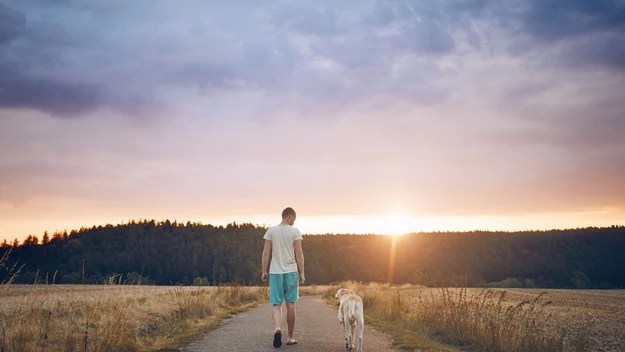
[334,288,356,300]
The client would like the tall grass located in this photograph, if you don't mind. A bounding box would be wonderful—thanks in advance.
[0,246,271,351]
[0,284,268,352]
[414,287,564,351]
[326,281,594,352]
[0,247,23,288]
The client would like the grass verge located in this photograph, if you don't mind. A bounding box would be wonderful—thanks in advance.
[0,283,268,352]
[321,281,594,352]
[321,284,460,352]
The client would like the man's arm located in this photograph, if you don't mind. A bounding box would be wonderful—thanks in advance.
[294,239,305,284]
[261,239,271,281]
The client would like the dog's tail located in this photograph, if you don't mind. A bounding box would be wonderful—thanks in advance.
[348,300,357,325]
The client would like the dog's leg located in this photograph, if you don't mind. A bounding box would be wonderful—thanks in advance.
[341,306,349,350]
[344,307,353,351]
[357,316,364,352]
[349,320,356,352]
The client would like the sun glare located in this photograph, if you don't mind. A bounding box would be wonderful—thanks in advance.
[382,213,417,236]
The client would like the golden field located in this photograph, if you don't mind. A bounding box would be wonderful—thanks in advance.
[322,282,625,352]
[0,283,267,352]
[0,282,622,351]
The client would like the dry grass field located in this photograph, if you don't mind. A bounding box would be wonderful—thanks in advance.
[321,282,625,352]
[0,283,268,352]
[502,288,625,352]
[0,282,622,352]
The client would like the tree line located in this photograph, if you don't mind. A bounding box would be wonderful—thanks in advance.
[2,220,624,289]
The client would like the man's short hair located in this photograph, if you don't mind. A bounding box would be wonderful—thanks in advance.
[282,207,296,219]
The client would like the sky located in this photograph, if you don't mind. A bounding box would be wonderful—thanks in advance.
[1,0,624,242]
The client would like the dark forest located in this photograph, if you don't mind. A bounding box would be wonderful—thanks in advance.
[2,220,624,289]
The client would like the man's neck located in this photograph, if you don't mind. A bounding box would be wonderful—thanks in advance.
[280,221,290,226]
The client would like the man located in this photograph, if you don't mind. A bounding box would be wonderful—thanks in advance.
[261,207,305,348]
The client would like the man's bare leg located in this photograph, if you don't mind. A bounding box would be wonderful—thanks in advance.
[272,304,283,347]
[272,304,283,332]
[286,302,296,343]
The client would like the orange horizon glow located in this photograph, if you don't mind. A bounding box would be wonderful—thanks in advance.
[2,208,624,243]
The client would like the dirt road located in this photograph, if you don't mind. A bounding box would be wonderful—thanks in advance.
[182,295,399,351]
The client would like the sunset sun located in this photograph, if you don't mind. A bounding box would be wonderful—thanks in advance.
[381,213,417,236]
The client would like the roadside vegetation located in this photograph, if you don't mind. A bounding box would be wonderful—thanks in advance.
[0,278,267,352]
[323,281,601,352]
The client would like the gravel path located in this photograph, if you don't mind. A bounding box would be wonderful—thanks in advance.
[182,295,399,351]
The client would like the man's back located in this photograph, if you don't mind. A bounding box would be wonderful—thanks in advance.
[264,224,302,274]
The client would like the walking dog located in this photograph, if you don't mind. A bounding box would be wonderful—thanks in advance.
[334,288,364,352]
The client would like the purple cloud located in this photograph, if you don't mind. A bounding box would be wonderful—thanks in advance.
[1,0,624,235]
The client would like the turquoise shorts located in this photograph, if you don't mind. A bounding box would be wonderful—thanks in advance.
[269,272,299,305]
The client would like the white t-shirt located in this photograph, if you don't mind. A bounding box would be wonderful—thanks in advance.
[263,224,303,274]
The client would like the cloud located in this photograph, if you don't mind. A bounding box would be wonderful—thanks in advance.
[489,65,625,150]
[2,0,625,119]
[1,0,625,228]
[557,32,625,70]
[0,2,25,44]
[486,0,625,71]
[270,5,341,36]
[0,62,103,117]
[0,0,474,118]
[515,0,625,41]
